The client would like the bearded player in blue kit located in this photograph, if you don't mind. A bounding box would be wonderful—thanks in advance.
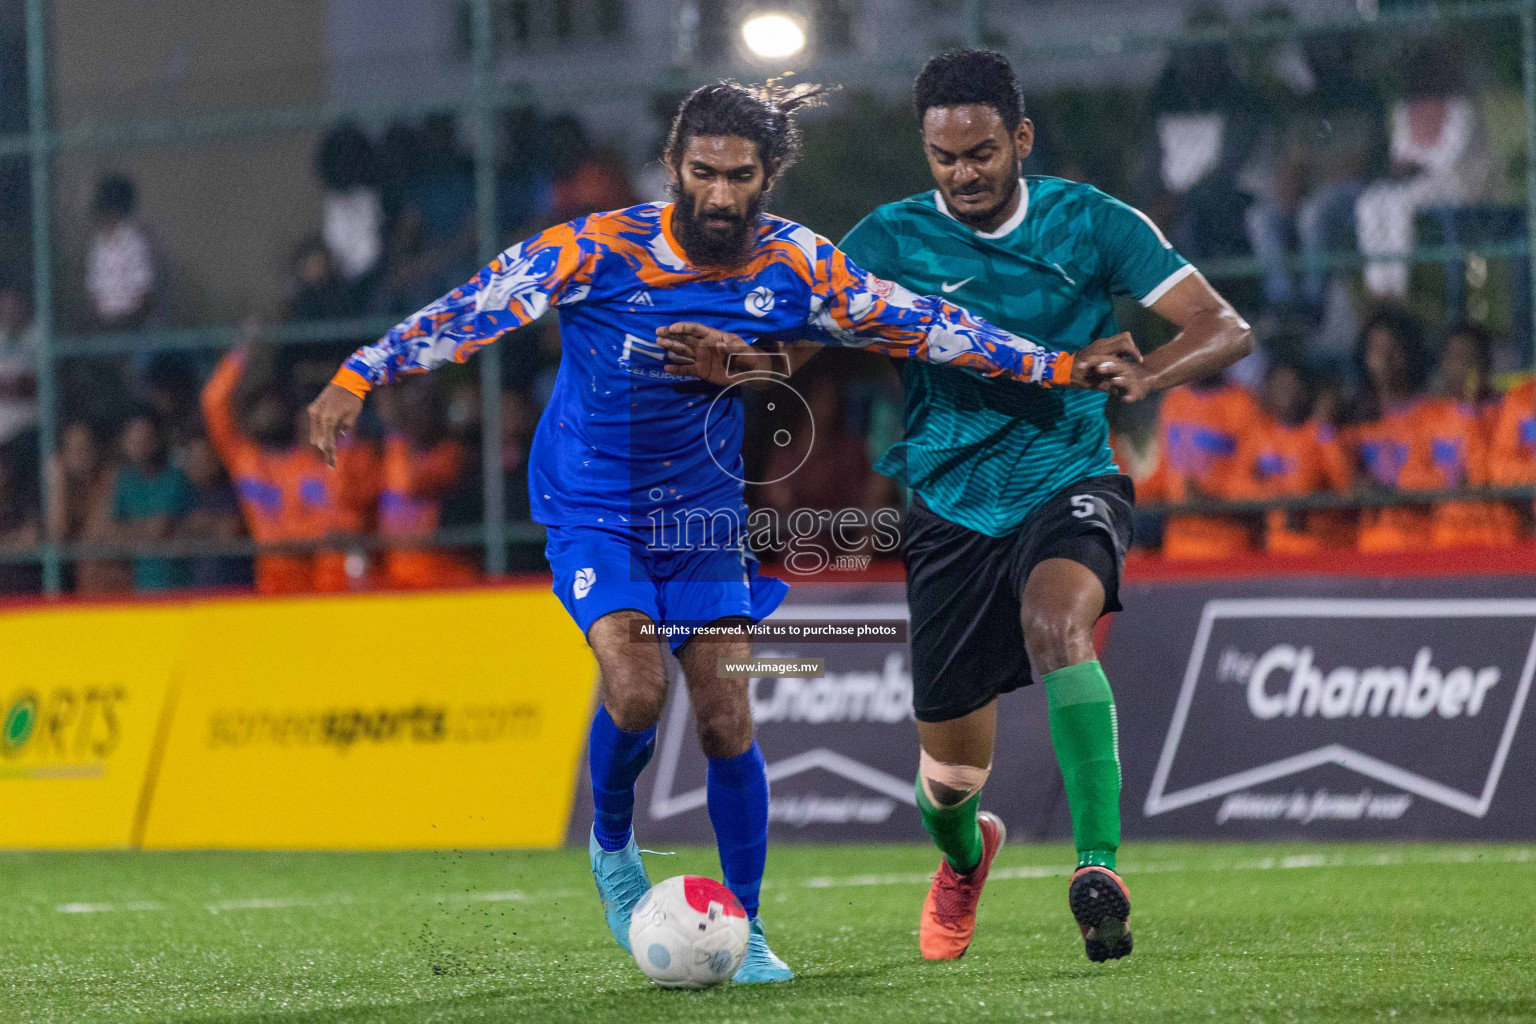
[307,79,1139,982]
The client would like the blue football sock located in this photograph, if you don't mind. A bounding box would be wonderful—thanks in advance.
[706,742,769,918]
[588,705,657,852]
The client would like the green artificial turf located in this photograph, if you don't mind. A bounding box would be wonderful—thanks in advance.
[4,842,1533,1023]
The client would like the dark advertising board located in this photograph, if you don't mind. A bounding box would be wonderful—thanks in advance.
[1108,574,1536,840]
[568,571,1536,845]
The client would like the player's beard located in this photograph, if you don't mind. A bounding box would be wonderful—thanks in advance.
[945,169,1020,230]
[669,182,764,267]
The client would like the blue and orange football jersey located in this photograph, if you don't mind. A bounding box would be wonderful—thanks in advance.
[332,203,1073,532]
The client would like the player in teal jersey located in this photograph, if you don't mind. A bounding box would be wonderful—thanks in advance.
[662,50,1251,963]
[656,51,1249,963]
[837,49,1251,963]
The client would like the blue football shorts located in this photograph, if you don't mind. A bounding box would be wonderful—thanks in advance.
[545,523,789,651]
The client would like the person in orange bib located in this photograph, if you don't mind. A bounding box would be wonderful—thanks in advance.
[1158,373,1260,559]
[1346,306,1439,553]
[202,347,380,594]
[377,380,477,589]
[1235,360,1354,554]
[1421,322,1520,548]
[1489,374,1535,533]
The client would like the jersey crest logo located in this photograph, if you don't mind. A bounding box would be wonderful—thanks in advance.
[745,286,776,317]
[573,567,596,599]
[628,289,655,306]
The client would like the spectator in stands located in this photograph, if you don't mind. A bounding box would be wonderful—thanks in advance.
[105,411,194,592]
[401,113,477,250]
[202,346,379,594]
[139,354,203,453]
[1348,306,1424,542]
[544,112,635,222]
[1354,41,1493,298]
[497,106,557,238]
[0,283,37,448]
[368,205,440,317]
[1489,368,1535,532]
[1235,360,1353,554]
[1245,29,1385,318]
[1439,321,1500,414]
[177,433,252,589]
[85,174,156,330]
[285,237,358,322]
[316,123,383,296]
[0,438,42,594]
[1417,322,1515,547]
[1347,305,1441,551]
[378,379,476,589]
[1158,371,1261,559]
[47,419,129,593]
[1143,3,1266,261]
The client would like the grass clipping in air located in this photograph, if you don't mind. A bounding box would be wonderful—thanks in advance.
[5,842,1534,1023]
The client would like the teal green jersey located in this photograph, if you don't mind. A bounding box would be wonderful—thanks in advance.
[840,176,1191,537]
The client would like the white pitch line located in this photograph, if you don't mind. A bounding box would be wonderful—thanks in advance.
[207,895,359,914]
[55,901,163,914]
[460,890,527,903]
[53,847,1535,915]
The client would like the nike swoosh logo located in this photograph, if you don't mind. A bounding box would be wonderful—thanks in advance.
[940,278,974,293]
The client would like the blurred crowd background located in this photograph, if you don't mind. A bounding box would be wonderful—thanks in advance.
[2,0,1536,596]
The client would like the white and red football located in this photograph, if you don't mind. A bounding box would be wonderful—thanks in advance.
[627,875,750,989]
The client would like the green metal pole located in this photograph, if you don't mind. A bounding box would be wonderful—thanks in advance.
[472,0,507,576]
[25,0,59,595]
[1524,4,1536,373]
[963,0,987,46]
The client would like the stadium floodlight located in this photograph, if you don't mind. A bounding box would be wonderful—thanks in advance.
[741,12,806,59]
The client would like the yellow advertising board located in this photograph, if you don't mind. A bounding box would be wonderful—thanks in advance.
[0,586,597,850]
[141,587,596,849]
[0,603,189,848]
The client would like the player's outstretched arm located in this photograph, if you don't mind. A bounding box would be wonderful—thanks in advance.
[1105,270,1253,402]
[310,221,598,464]
[657,321,1139,392]
[807,240,1138,388]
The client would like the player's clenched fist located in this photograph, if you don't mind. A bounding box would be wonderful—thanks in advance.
[307,383,364,468]
[1070,331,1142,394]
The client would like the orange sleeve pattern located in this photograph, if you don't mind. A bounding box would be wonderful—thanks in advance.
[336,220,599,392]
[804,239,1073,386]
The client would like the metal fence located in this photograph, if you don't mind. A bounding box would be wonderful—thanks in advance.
[6,0,1536,593]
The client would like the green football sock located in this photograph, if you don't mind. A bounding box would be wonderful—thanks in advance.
[914,776,984,875]
[1043,660,1121,871]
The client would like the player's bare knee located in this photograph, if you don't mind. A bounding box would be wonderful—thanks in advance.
[693,700,753,759]
[602,680,667,732]
[1023,607,1095,676]
[589,612,668,729]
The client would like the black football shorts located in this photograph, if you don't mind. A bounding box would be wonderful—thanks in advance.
[903,474,1135,723]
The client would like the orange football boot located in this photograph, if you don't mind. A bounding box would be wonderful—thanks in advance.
[918,811,1006,959]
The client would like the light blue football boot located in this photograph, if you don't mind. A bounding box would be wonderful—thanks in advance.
[732,917,794,983]
[589,827,652,953]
